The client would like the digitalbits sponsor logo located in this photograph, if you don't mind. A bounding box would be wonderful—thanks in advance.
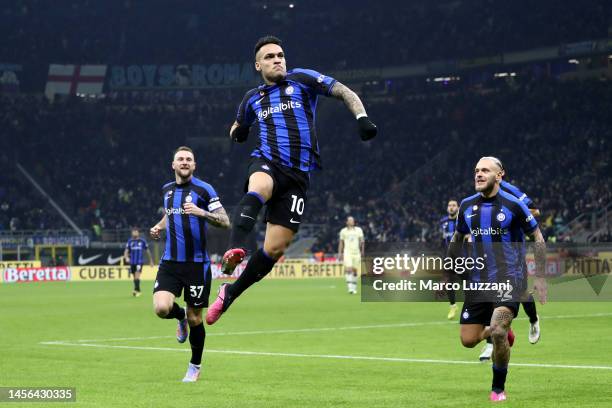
[257,101,302,119]
[471,227,507,236]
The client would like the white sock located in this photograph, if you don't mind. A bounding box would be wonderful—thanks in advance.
[349,274,358,292]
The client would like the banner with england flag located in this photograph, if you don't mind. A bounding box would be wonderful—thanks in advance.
[45,64,107,98]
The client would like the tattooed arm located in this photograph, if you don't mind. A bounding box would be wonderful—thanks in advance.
[183,203,231,229]
[330,82,367,117]
[331,81,377,141]
[203,207,231,229]
[528,226,547,304]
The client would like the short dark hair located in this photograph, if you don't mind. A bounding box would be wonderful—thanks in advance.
[254,35,282,58]
[173,146,194,159]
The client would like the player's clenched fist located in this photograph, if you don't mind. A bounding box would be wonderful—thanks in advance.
[150,225,162,240]
[183,202,205,217]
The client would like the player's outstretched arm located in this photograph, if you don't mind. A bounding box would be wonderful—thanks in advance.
[528,227,547,304]
[330,82,377,141]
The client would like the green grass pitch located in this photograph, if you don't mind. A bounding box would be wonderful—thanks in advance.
[1,279,611,407]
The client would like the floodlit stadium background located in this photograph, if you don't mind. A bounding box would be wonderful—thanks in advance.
[1,1,611,407]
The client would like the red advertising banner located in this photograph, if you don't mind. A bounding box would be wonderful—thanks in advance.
[2,266,71,283]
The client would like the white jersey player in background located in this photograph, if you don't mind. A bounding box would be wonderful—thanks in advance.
[338,216,364,294]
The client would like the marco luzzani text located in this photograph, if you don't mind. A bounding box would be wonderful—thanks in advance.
[370,254,513,293]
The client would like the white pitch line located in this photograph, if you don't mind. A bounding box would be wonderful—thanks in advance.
[38,341,612,371]
[48,311,612,344]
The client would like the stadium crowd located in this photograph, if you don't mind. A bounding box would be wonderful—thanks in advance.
[1,0,608,68]
[2,76,611,250]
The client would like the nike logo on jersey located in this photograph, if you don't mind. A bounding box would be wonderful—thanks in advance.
[467,214,478,218]
[78,254,102,265]
[290,218,300,224]
[255,96,265,105]
[240,213,255,220]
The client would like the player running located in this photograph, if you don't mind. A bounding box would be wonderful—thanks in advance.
[449,156,547,402]
[206,35,377,325]
[501,174,542,342]
[123,228,154,297]
[479,161,544,360]
[150,146,230,382]
[440,200,459,319]
[338,216,364,294]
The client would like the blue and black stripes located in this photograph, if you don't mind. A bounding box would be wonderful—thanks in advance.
[161,177,221,263]
[235,68,337,172]
[456,190,538,284]
[125,238,148,265]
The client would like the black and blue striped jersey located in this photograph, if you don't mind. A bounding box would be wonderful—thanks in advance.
[161,177,222,263]
[235,68,337,172]
[125,238,148,265]
[456,190,538,285]
[440,216,457,246]
[500,180,535,209]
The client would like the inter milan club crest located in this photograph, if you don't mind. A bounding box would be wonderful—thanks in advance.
[285,85,294,95]
[496,212,506,222]
[185,194,193,203]
[259,91,265,96]
[472,205,478,211]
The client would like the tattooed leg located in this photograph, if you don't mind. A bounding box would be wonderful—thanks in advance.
[490,307,514,367]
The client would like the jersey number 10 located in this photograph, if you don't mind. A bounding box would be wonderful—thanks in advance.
[290,195,304,215]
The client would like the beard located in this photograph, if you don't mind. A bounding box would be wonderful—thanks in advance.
[475,178,496,193]
[176,168,193,179]
[264,69,286,83]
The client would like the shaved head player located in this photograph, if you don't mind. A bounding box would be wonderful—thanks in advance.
[449,156,547,402]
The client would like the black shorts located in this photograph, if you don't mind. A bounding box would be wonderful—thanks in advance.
[129,264,143,274]
[245,157,310,233]
[153,260,212,308]
[459,301,520,325]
